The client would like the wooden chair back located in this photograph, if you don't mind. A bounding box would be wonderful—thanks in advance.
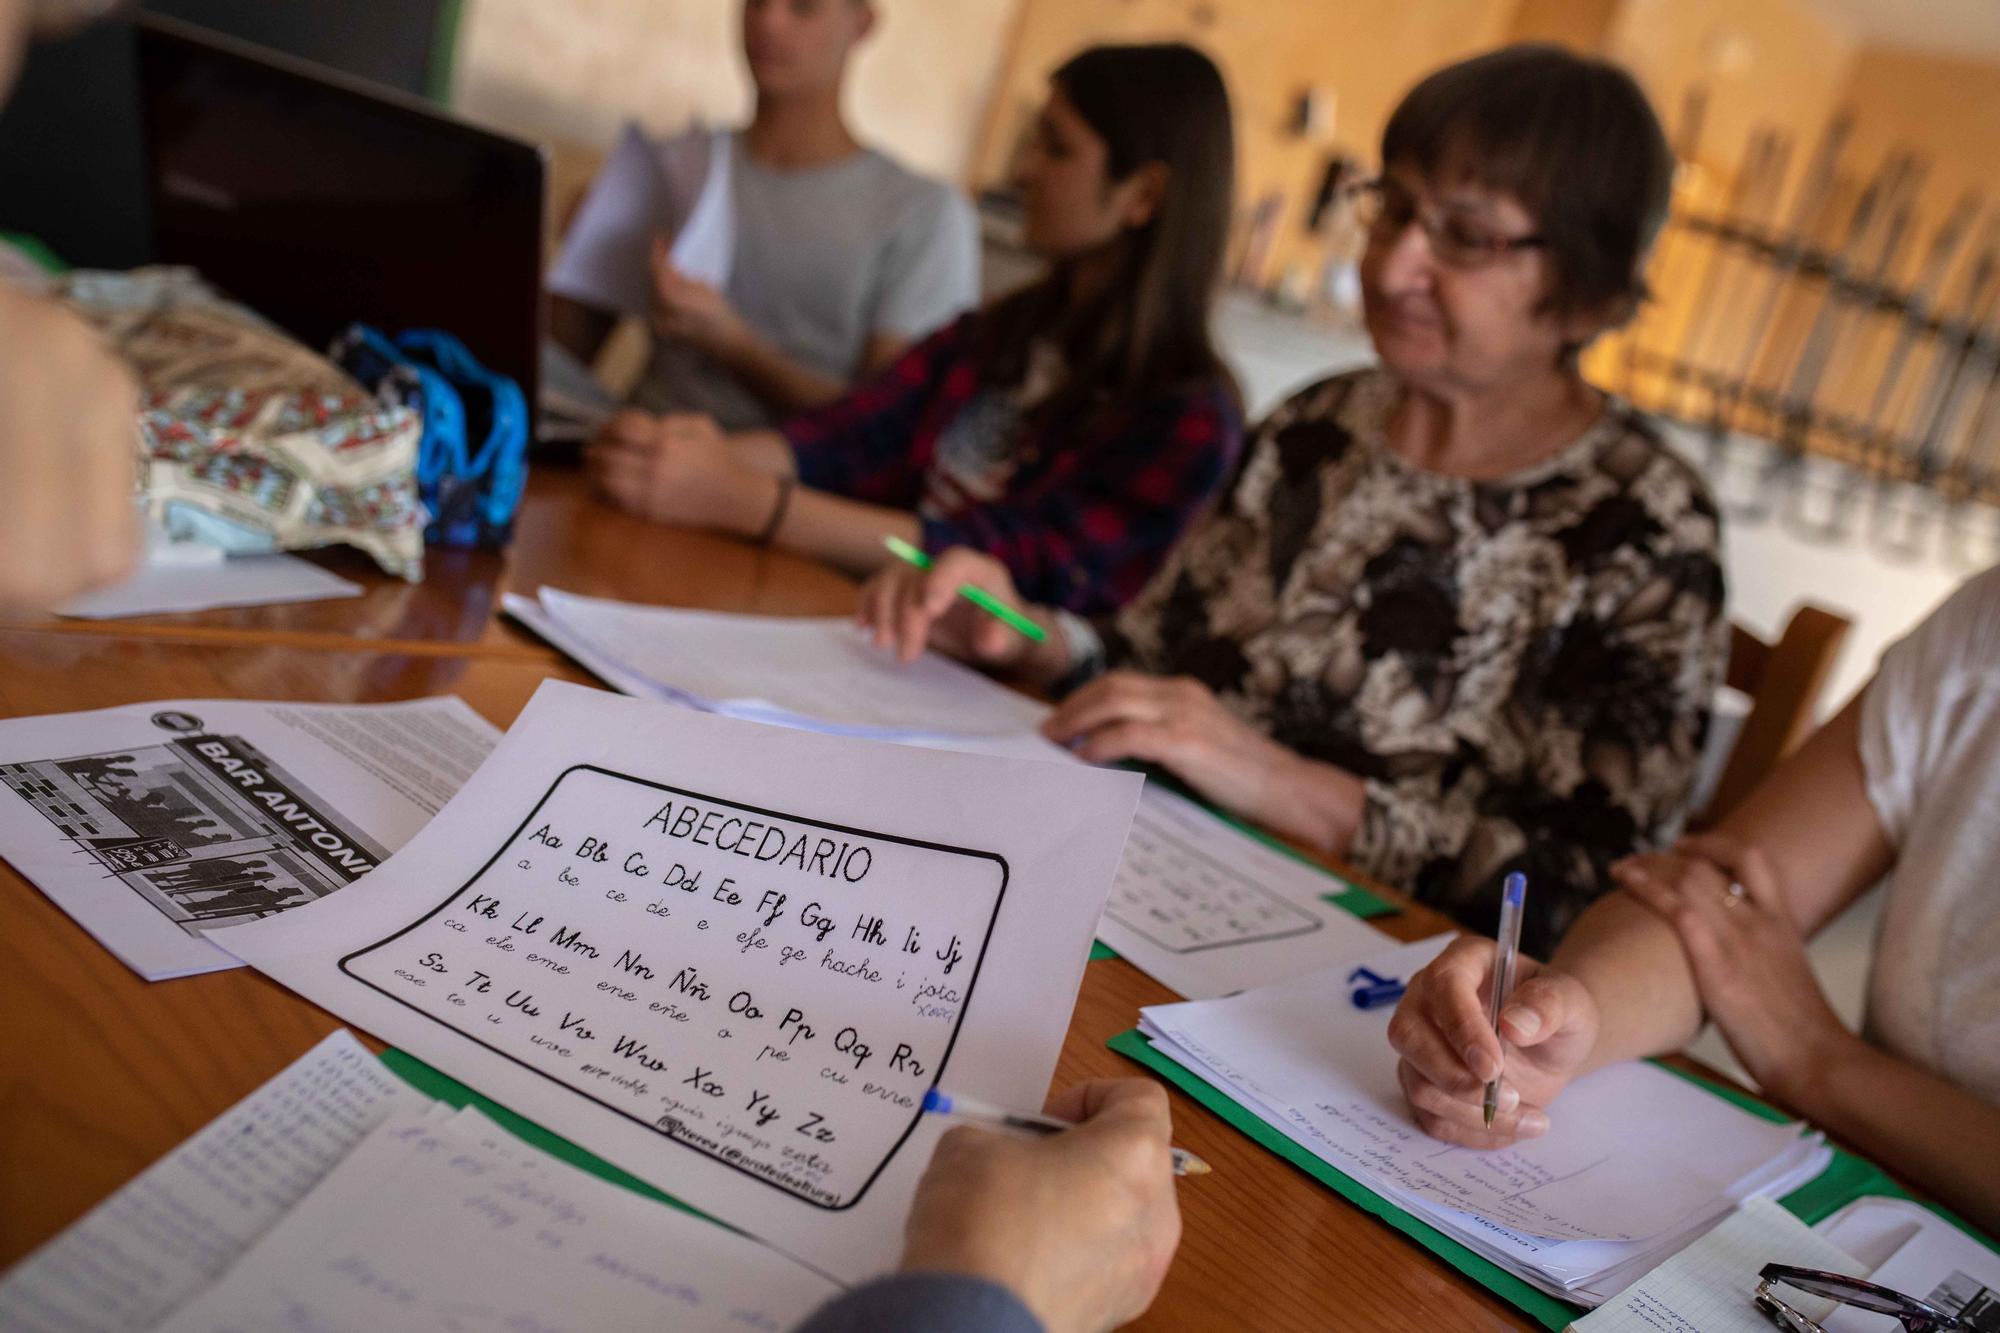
[1702,604,1852,821]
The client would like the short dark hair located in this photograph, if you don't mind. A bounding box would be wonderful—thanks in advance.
[1383,44,1672,323]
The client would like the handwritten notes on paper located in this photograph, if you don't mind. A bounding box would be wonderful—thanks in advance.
[0,1031,410,1333]
[1140,936,1830,1306]
[0,1030,840,1333]
[159,1108,838,1333]
[213,681,1143,1280]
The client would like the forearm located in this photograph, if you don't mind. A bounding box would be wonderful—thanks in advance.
[769,489,921,577]
[727,430,796,480]
[714,331,848,415]
[1790,1037,2000,1236]
[1550,892,1705,1075]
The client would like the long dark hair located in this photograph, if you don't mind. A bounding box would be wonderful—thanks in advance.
[975,43,1237,425]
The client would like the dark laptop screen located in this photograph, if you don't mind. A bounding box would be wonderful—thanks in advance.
[136,16,546,419]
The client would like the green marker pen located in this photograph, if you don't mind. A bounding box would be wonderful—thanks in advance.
[881,536,1048,643]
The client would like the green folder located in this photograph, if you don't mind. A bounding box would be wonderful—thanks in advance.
[1109,1027,2000,1331]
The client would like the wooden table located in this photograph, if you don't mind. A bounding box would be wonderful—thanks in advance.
[0,468,1535,1331]
[14,468,857,660]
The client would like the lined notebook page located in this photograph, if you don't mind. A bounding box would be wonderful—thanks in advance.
[0,1031,412,1333]
[1573,1198,1867,1332]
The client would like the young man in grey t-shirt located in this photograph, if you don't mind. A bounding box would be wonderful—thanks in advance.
[552,0,978,432]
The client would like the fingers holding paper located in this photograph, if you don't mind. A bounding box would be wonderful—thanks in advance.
[649,235,750,355]
[899,1079,1182,1333]
[1388,936,1599,1148]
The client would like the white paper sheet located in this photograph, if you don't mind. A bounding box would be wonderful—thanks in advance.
[0,697,500,979]
[547,123,733,317]
[0,1031,413,1333]
[1819,1197,2000,1332]
[160,1106,838,1333]
[1098,784,1395,998]
[501,592,703,706]
[211,680,1143,1281]
[512,588,1405,998]
[1573,1198,1865,1332]
[55,553,361,620]
[669,128,735,289]
[1141,938,1818,1246]
[532,587,1054,738]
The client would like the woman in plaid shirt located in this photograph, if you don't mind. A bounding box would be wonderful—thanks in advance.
[585,44,1243,616]
[861,46,1729,955]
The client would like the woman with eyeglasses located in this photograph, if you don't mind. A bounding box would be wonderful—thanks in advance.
[1389,565,2000,1241]
[863,44,1726,955]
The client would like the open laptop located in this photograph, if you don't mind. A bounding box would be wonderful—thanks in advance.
[136,14,547,426]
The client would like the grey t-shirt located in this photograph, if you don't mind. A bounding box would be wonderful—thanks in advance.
[630,133,980,431]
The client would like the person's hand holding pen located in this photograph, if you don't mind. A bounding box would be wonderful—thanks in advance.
[899,1079,1184,1333]
[856,545,1070,681]
[1387,933,1601,1149]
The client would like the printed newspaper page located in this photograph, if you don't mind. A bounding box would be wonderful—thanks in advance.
[0,698,499,980]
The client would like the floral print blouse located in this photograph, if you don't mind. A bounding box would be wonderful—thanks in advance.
[1102,368,1728,955]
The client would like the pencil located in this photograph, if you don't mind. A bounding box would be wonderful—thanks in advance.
[881,536,1048,643]
[922,1088,1211,1177]
[1484,872,1527,1128]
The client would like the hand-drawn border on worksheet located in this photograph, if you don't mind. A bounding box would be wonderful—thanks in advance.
[337,762,1010,1211]
[1104,816,1322,954]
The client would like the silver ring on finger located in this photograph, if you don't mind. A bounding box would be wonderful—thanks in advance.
[1721,881,1747,909]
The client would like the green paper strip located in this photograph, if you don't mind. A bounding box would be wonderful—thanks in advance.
[1088,940,1121,961]
[379,1047,708,1220]
[1112,1028,2000,1328]
[1321,888,1400,920]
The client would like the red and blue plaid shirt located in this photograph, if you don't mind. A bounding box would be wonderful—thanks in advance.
[783,315,1244,614]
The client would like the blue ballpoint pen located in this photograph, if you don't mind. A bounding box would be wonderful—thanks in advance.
[1484,872,1527,1128]
[923,1088,1211,1176]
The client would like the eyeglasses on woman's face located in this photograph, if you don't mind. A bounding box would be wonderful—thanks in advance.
[1754,1262,1973,1333]
[1345,177,1546,271]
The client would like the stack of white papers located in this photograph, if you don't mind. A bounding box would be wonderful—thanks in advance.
[1139,937,1833,1307]
[0,1031,839,1333]
[505,587,1397,998]
[503,586,1056,743]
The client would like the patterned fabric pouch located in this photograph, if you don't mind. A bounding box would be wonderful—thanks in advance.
[51,267,427,580]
